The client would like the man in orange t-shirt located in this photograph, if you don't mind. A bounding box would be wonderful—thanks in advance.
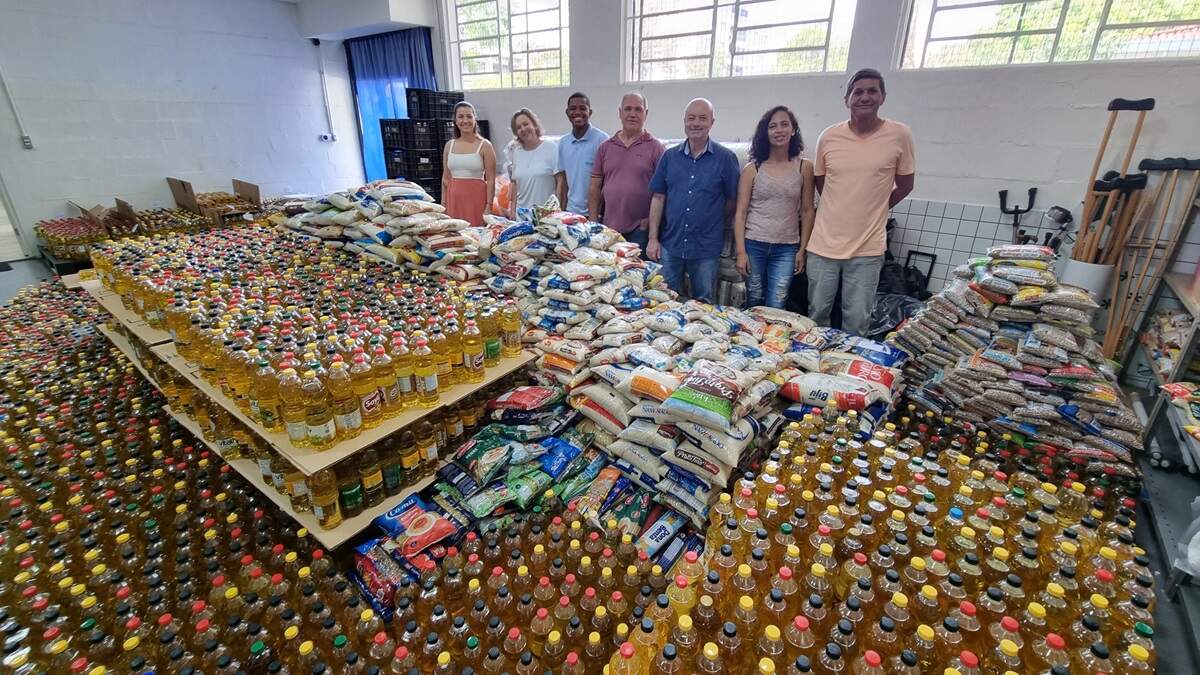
[809,68,915,336]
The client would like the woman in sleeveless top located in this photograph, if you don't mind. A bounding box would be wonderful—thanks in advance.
[733,105,815,309]
[442,102,497,225]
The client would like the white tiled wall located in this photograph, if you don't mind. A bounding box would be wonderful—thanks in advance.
[888,196,1200,293]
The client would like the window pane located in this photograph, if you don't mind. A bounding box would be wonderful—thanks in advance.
[639,57,710,80]
[526,28,561,50]
[529,50,561,69]
[463,73,502,89]
[1096,23,1200,59]
[733,49,825,75]
[461,38,500,58]
[1012,32,1055,62]
[457,1,498,22]
[923,36,1015,67]
[459,19,499,41]
[640,0,714,14]
[526,8,560,31]
[512,0,560,13]
[641,7,713,37]
[1108,0,1200,24]
[1052,0,1104,60]
[512,52,528,70]
[462,55,500,73]
[930,5,1021,39]
[736,23,828,52]
[738,0,832,27]
[641,34,713,59]
[530,69,563,86]
[511,71,529,87]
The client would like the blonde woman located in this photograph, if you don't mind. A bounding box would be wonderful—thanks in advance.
[441,101,497,225]
[507,107,563,217]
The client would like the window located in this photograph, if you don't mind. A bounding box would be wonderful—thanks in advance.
[624,0,859,82]
[902,0,1200,69]
[445,0,570,90]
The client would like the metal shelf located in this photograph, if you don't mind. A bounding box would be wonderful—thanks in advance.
[98,324,160,388]
[1166,273,1200,318]
[167,405,440,549]
[150,341,535,476]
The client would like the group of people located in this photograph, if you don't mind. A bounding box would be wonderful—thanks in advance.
[438,68,915,336]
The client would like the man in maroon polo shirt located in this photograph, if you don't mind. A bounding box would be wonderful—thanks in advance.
[588,92,666,250]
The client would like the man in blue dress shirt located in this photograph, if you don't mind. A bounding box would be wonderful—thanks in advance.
[646,98,739,304]
[556,92,608,216]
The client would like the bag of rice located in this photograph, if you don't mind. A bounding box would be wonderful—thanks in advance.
[779,373,883,411]
[618,419,681,454]
[676,418,754,467]
[661,368,743,432]
[663,442,732,486]
[616,366,681,402]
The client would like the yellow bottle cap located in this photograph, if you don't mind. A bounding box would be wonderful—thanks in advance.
[589,632,601,645]
[759,657,776,674]
[570,540,581,550]
[811,563,826,577]
[1090,594,1109,609]
[802,490,814,501]
[601,567,613,579]
[123,636,140,651]
[299,641,313,655]
[1129,645,1149,662]
[89,667,107,675]
[652,565,663,576]
[469,579,480,591]
[361,609,375,622]
[892,592,908,608]
[739,596,754,611]
[81,596,97,610]
[911,557,926,571]
[1000,639,1019,657]
[298,566,311,579]
[921,585,938,600]
[891,510,905,521]
[787,545,801,558]
[1042,483,1058,494]
[994,547,1009,562]
[917,625,935,640]
[1060,542,1078,555]
[1100,546,1117,561]
[945,670,962,675]
[285,626,299,640]
[438,652,451,666]
[819,544,833,556]
[738,564,753,577]
[581,556,592,567]
[49,639,68,655]
[958,486,972,497]
[518,565,529,576]
[988,526,1005,538]
[678,615,693,630]
[616,623,628,638]
[595,606,607,618]
[765,624,781,640]
[703,643,719,660]
[1046,583,1065,598]
[1071,482,1086,493]
[627,565,637,576]
[534,544,545,554]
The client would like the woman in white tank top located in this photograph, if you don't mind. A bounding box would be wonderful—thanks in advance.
[442,102,497,225]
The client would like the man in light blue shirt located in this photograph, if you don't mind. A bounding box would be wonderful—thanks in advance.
[556,92,608,216]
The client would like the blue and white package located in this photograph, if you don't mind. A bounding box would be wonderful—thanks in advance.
[539,436,584,479]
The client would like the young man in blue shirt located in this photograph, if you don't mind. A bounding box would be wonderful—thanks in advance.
[556,92,608,216]
[646,98,739,304]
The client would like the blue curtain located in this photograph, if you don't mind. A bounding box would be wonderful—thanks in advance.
[346,28,438,182]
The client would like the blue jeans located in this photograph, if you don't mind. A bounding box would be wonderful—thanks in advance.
[806,251,884,336]
[744,239,799,309]
[659,247,719,304]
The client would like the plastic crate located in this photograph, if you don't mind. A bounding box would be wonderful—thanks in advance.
[413,178,441,202]
[405,88,432,118]
[381,119,438,150]
[385,148,441,181]
[477,119,490,140]
[434,119,458,147]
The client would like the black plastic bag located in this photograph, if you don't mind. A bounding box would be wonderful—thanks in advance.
[867,293,924,340]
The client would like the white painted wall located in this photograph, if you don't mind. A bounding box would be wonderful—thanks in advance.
[462,0,1200,217]
[0,0,365,257]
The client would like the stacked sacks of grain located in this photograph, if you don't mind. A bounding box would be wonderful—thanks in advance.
[886,244,1141,477]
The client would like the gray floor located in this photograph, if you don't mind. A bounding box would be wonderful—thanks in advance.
[0,258,54,304]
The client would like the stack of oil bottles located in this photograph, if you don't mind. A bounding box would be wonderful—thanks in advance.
[0,276,1162,675]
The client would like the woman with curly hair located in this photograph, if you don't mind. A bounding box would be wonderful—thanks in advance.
[733,105,815,309]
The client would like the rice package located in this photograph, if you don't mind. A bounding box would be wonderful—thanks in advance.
[779,372,884,411]
[662,367,743,432]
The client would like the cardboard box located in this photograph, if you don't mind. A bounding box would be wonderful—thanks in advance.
[165,176,262,227]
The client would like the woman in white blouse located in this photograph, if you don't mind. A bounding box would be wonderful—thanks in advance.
[507,107,564,217]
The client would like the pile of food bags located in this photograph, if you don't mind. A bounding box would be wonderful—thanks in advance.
[887,244,1142,476]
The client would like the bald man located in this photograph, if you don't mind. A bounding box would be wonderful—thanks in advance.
[647,98,739,304]
[589,92,665,250]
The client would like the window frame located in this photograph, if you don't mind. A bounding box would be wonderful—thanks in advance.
[622,0,855,83]
[444,0,571,91]
[900,0,1200,70]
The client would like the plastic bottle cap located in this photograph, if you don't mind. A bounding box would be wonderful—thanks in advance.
[1090,594,1109,609]
[1046,633,1065,650]
[811,563,825,577]
[917,625,934,640]
[921,585,938,600]
[537,608,548,619]
[1000,639,1019,657]
[703,643,719,660]
[299,641,313,655]
[438,652,451,666]
[620,643,635,659]
[911,557,926,571]
[765,624,781,640]
[508,627,521,640]
[892,592,908,608]
[1129,644,1149,661]
[739,596,753,611]
[1001,616,1018,632]
[738,564,752,577]
[1100,547,1117,560]
[960,650,978,667]
[865,651,881,667]
[361,609,374,621]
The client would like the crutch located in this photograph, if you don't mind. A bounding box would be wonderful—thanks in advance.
[1073,97,1155,260]
[1085,172,1146,263]
[1101,167,1170,354]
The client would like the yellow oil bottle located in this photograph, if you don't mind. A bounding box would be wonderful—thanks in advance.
[326,358,362,440]
[412,338,439,408]
[350,353,384,429]
[461,318,485,384]
[300,369,336,450]
[277,368,308,446]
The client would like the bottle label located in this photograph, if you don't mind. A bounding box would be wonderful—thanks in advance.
[215,437,238,455]
[397,374,414,395]
[334,408,362,432]
[361,390,384,415]
[401,450,420,469]
[259,404,279,428]
[421,442,439,462]
[436,360,451,377]
[465,350,484,371]
[289,479,309,497]
[272,472,287,492]
[484,338,502,360]
[447,418,464,438]
[450,350,464,367]
[257,458,273,476]
[361,470,383,490]
[382,382,401,404]
[416,373,438,395]
[339,483,364,511]
[307,419,336,444]
[285,421,307,443]
[503,331,521,350]
[382,464,402,491]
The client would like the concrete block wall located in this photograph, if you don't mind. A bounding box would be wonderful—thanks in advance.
[0,0,366,257]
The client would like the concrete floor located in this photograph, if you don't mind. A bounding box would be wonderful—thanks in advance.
[0,258,54,304]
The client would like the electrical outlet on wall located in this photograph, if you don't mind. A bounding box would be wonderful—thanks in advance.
[318,134,336,142]
[21,135,32,149]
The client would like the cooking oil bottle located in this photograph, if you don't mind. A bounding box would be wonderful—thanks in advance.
[278,368,308,446]
[461,318,485,384]
[250,359,282,432]
[500,301,523,358]
[300,369,336,450]
[327,358,362,439]
[412,337,440,408]
[480,308,502,367]
[371,346,401,415]
[308,468,342,530]
[391,336,418,409]
[350,353,383,429]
